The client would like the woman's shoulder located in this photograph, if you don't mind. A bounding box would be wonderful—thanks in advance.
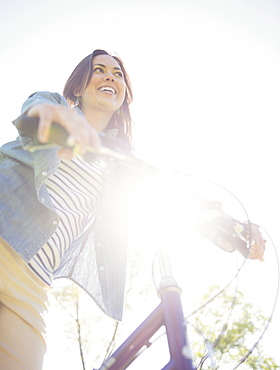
[21,91,69,115]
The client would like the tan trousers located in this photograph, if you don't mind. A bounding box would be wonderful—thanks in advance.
[0,238,50,370]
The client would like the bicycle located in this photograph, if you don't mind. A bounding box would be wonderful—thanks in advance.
[14,115,267,370]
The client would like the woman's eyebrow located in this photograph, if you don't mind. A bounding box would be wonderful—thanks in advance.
[93,63,121,71]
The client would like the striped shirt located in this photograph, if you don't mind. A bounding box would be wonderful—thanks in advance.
[28,156,107,285]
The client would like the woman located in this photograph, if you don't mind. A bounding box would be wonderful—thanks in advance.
[0,49,134,370]
[0,49,265,370]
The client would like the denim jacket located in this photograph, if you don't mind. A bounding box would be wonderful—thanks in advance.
[0,92,130,320]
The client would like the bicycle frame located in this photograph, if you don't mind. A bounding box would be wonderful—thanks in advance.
[98,246,194,370]
[14,115,266,370]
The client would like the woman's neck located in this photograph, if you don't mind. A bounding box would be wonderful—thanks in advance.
[82,106,113,132]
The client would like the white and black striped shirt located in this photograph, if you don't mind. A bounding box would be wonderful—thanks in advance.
[28,156,107,285]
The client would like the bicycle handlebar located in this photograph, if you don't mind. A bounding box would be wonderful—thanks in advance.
[13,115,263,261]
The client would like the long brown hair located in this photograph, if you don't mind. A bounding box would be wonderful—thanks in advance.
[63,50,133,149]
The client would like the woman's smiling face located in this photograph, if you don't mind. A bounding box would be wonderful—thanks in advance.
[80,54,126,115]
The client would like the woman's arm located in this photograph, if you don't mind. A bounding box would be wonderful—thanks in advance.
[16,92,101,159]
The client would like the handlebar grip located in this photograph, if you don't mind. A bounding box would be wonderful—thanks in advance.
[13,115,73,148]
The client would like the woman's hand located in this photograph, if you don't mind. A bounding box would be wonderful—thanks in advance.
[245,222,266,261]
[196,209,266,261]
[27,104,102,159]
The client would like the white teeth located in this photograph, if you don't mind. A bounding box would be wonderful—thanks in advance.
[99,86,116,94]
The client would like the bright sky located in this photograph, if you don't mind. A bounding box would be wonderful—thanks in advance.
[1,0,280,368]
